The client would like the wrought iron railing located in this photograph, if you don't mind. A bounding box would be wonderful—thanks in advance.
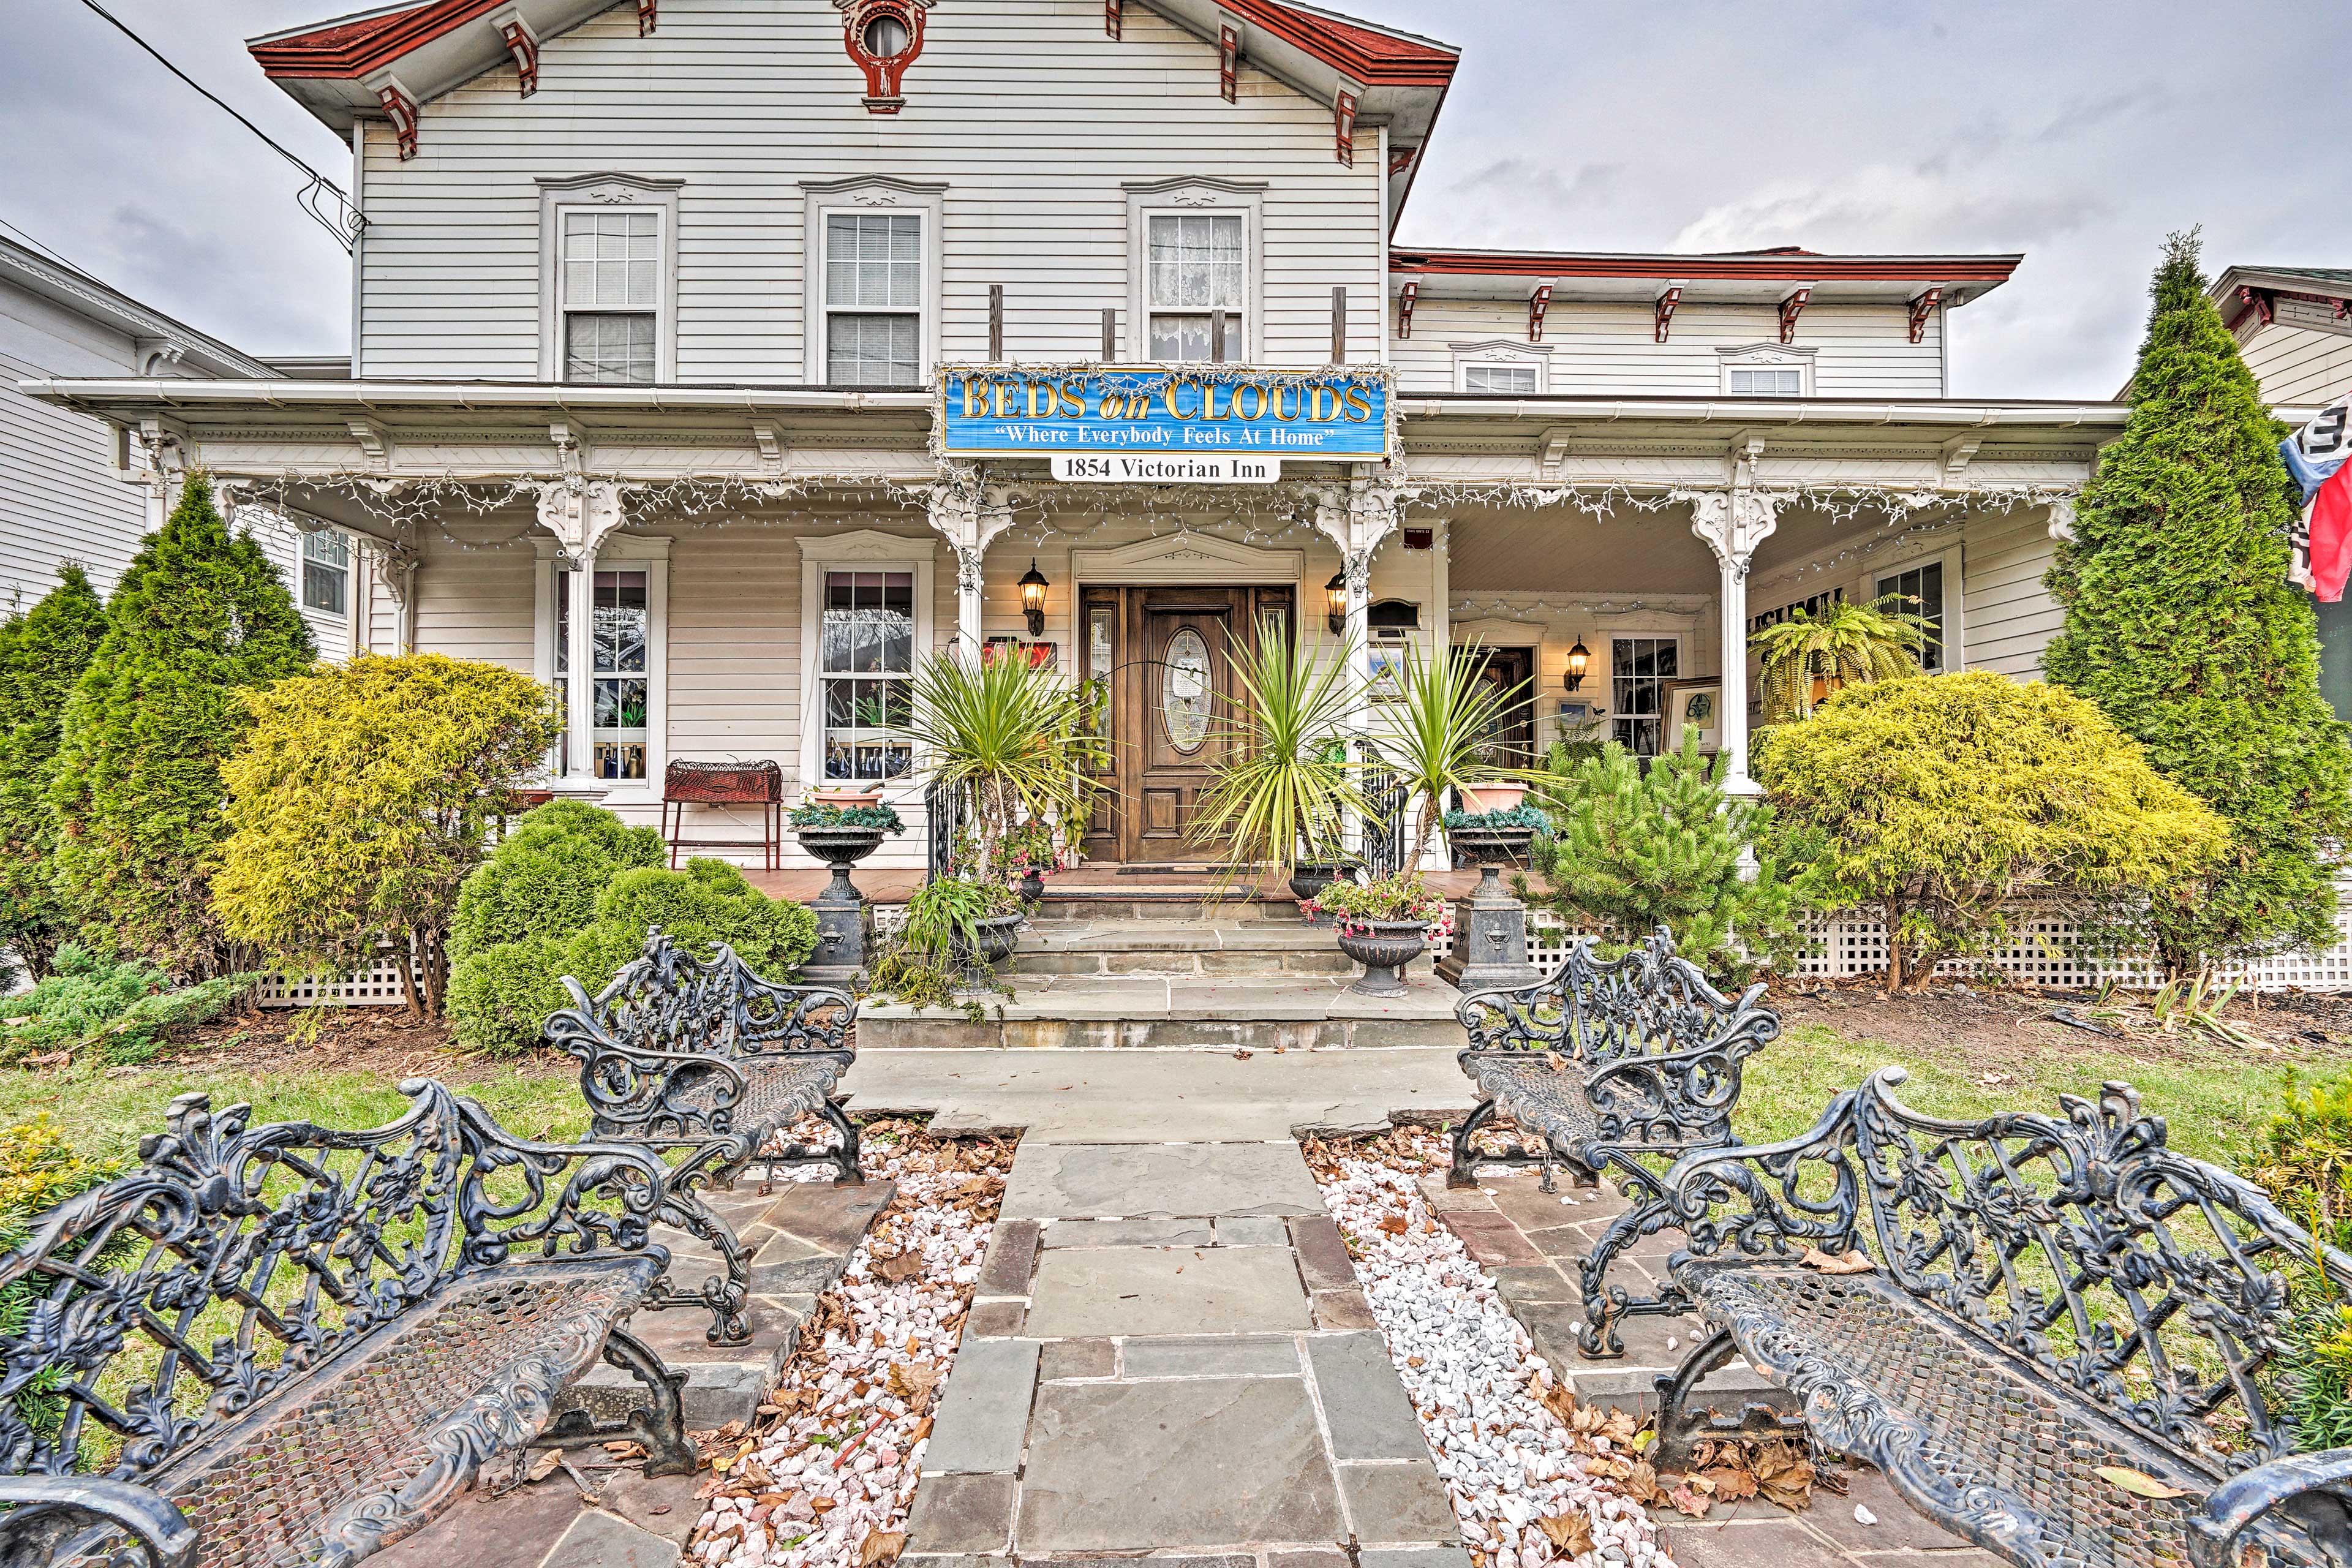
[924,777,962,880]
[1360,766,1409,880]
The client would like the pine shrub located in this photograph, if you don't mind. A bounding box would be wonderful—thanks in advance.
[0,943,257,1066]
[0,566,107,979]
[48,476,315,974]
[1755,673,2230,987]
[213,653,562,1018]
[2044,231,2352,971]
[448,799,665,960]
[1524,733,1808,976]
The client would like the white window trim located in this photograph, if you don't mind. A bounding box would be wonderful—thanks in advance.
[537,174,682,383]
[1606,632,1684,755]
[1717,342,1816,397]
[801,176,946,385]
[532,533,671,802]
[1449,337,1552,394]
[1123,176,1266,364]
[794,530,937,802]
[1872,541,1965,672]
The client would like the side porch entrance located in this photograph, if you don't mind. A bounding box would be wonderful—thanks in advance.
[1077,583,1294,864]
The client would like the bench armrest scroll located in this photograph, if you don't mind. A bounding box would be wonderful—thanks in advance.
[0,1476,197,1568]
[2190,1450,2352,1568]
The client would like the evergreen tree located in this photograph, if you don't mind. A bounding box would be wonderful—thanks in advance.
[50,476,316,974]
[2045,231,2352,971]
[0,565,107,977]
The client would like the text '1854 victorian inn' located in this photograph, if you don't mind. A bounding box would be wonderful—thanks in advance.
[20,0,2128,872]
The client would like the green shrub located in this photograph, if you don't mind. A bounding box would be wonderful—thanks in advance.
[1525,734,1809,978]
[2246,1070,2352,1447]
[48,475,316,974]
[447,856,818,1057]
[1755,673,2230,988]
[448,800,665,960]
[0,943,257,1066]
[865,876,1020,1016]
[0,566,108,981]
[214,654,563,1018]
[0,1116,121,1439]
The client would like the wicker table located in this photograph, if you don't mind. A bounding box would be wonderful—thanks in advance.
[662,758,784,870]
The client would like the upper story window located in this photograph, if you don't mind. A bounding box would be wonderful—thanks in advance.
[561,210,661,384]
[300,530,349,616]
[1720,345,1814,398]
[1450,340,1551,395]
[1147,214,1245,362]
[824,213,923,386]
[1463,363,1539,393]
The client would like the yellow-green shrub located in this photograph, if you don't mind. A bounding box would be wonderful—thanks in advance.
[1755,672,2228,986]
[213,653,562,1019]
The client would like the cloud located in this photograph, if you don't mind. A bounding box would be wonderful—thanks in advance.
[1668,165,2107,257]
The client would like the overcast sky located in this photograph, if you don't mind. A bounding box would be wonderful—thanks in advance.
[2,0,2340,399]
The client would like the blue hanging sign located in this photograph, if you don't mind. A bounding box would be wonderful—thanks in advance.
[937,366,1392,463]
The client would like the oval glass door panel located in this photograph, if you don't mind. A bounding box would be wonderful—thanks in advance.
[1163,628,1211,753]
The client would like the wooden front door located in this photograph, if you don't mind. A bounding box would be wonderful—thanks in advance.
[1080,584,1294,864]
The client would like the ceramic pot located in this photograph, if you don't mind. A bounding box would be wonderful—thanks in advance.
[1336,918,1428,997]
[1287,862,1342,921]
[1459,782,1528,813]
[807,786,884,809]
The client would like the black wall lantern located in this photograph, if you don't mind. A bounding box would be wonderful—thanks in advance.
[1019,560,1050,636]
[1564,638,1590,692]
[1325,571,1348,635]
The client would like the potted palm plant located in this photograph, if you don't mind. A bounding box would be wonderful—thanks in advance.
[1188,633,1366,918]
[1751,592,1929,721]
[1364,640,1529,870]
[895,647,1094,969]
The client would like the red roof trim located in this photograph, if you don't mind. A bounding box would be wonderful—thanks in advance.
[1223,1,1457,85]
[1389,250,2022,285]
[252,1,503,80]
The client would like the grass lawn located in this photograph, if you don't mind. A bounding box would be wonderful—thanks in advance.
[1735,1020,2335,1169]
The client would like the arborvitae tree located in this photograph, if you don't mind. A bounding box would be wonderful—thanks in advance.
[2045,231,2352,972]
[50,475,316,974]
[0,566,107,976]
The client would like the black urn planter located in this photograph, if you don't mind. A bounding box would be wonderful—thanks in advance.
[794,824,888,981]
[957,911,1025,979]
[1448,826,1536,868]
[1336,918,1429,997]
[1287,862,1342,922]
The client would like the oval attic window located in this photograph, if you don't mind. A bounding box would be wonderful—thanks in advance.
[863,13,911,58]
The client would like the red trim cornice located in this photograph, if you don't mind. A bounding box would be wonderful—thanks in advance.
[1215,0,1456,86]
[251,2,497,78]
[1390,250,2021,285]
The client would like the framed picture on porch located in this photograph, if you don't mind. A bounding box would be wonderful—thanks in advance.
[1366,648,1406,702]
[1663,679,1723,755]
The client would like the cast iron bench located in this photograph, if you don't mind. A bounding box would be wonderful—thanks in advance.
[1633,1066,2352,1568]
[1450,927,1781,1354]
[0,1080,709,1568]
[544,927,859,1343]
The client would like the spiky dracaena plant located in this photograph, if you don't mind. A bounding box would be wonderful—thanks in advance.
[896,649,1094,886]
[1750,593,1930,722]
[2044,230,2352,973]
[1188,632,1367,881]
[1365,641,1526,867]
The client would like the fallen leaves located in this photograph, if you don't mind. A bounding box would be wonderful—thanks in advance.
[873,1251,926,1283]
[2095,1466,2192,1501]
[1798,1245,1877,1275]
[1536,1512,1594,1555]
[1379,1215,1411,1236]
[884,1360,940,1410]
[858,1529,906,1566]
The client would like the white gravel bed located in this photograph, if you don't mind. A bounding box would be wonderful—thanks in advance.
[687,1128,1011,1568]
[1313,1142,1673,1568]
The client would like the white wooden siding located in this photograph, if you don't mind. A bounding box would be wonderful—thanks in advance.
[356,0,1385,379]
[0,290,149,607]
[2241,320,2352,406]
[1391,297,1946,398]
[1961,507,2064,681]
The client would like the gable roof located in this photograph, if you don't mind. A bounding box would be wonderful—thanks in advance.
[0,235,277,379]
[2211,263,2352,333]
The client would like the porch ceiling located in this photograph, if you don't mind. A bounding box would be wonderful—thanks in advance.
[1444,504,1717,595]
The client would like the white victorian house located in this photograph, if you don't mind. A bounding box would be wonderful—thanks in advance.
[23,0,2122,871]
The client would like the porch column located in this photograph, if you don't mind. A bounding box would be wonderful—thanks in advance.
[925,463,1015,663]
[537,474,626,784]
[1681,488,1781,797]
[1313,477,1406,860]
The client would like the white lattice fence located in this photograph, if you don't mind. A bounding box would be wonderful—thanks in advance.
[254,945,418,1009]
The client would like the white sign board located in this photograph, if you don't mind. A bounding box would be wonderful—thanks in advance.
[1050,453,1281,484]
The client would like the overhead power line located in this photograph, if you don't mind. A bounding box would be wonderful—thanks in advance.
[75,0,366,252]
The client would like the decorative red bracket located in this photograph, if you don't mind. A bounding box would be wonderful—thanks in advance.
[1388,144,1418,176]
[2337,298,2350,322]
[1396,279,1418,339]
[837,0,932,115]
[377,81,419,159]
[1777,287,1811,344]
[637,0,655,34]
[1105,0,1121,39]
[1907,286,1943,344]
[1335,89,1358,167]
[2239,285,2276,326]
[499,20,538,97]
[1654,285,1681,343]
[1528,283,1553,343]
[1219,23,1240,101]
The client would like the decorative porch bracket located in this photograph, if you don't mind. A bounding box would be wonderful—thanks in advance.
[1675,487,1781,797]
[537,462,631,787]
[2046,496,2077,541]
[922,462,1023,660]
[371,538,423,654]
[1311,476,1414,859]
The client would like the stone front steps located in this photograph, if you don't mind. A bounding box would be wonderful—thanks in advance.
[1011,919,1355,978]
[858,973,1461,1050]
